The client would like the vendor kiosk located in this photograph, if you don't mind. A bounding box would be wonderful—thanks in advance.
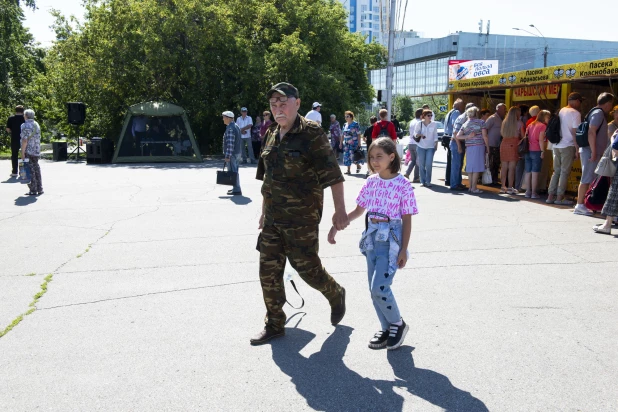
[429,57,618,194]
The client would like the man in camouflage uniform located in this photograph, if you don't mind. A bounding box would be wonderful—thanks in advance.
[251,82,350,345]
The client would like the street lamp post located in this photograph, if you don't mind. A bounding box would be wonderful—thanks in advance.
[513,25,548,67]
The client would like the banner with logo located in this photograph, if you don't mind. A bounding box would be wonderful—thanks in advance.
[448,60,499,81]
[447,57,618,92]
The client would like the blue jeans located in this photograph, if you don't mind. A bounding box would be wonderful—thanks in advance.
[405,144,419,180]
[449,140,464,188]
[229,155,241,192]
[416,147,436,185]
[365,228,402,330]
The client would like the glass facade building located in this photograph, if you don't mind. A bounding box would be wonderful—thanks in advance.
[370,56,452,96]
[369,32,618,98]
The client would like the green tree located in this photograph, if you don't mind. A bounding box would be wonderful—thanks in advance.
[39,0,387,154]
[0,0,45,148]
[393,95,413,122]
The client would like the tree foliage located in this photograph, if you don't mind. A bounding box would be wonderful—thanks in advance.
[393,95,413,122]
[0,0,45,149]
[39,0,386,154]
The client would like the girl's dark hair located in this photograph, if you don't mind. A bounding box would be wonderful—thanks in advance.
[370,116,378,124]
[367,137,401,174]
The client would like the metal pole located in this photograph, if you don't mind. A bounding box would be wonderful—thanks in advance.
[543,45,548,67]
[385,0,396,119]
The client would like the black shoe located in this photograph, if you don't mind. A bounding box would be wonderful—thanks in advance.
[250,326,285,345]
[445,181,450,186]
[450,186,467,191]
[330,287,346,325]
[231,191,242,196]
[37,191,44,196]
[386,319,409,350]
[368,330,389,349]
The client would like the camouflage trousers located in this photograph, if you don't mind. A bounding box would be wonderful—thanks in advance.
[258,224,343,331]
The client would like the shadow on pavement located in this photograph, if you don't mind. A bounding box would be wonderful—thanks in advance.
[271,326,487,411]
[15,195,37,206]
[218,195,252,205]
[1,176,20,184]
[85,158,260,171]
[387,346,488,411]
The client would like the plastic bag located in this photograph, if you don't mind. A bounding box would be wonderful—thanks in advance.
[481,154,492,185]
[18,159,31,184]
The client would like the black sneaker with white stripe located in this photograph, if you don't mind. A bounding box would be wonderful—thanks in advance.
[368,330,389,349]
[386,319,409,350]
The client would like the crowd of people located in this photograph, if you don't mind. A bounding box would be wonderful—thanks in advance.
[415,92,618,234]
[224,91,618,235]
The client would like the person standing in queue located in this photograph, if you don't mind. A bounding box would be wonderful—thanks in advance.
[251,82,349,345]
[443,99,463,187]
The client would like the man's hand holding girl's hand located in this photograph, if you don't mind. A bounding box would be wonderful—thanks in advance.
[327,226,338,244]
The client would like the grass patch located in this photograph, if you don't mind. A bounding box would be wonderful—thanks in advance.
[0,274,54,338]
[76,244,93,259]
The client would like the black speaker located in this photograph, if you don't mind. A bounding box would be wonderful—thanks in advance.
[67,102,86,125]
[377,90,383,102]
[86,137,114,164]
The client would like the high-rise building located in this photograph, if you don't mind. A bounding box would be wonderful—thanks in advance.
[337,0,424,47]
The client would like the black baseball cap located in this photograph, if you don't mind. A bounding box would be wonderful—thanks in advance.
[267,82,299,99]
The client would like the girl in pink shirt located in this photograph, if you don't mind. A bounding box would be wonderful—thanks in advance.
[328,137,418,351]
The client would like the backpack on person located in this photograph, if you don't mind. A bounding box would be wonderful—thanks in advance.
[584,175,611,212]
[376,121,391,138]
[576,107,605,148]
[545,113,562,144]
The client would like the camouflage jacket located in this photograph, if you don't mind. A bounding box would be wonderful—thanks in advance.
[256,115,344,226]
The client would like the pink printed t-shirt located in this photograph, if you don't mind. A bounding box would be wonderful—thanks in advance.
[356,174,419,219]
[527,122,546,152]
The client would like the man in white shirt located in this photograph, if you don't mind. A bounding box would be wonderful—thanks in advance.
[547,92,582,205]
[305,102,322,126]
[236,107,255,164]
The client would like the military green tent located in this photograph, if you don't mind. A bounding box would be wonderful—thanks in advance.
[113,102,202,163]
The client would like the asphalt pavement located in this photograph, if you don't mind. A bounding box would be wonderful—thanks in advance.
[0,149,616,411]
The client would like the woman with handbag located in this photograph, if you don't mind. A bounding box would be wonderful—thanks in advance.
[456,106,489,194]
[522,110,550,199]
[414,110,439,187]
[340,110,364,175]
[499,106,525,194]
[593,131,618,235]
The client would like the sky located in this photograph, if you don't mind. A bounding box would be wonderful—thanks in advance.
[23,0,614,47]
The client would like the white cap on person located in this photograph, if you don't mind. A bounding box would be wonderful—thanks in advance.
[222,111,234,118]
[312,102,321,109]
